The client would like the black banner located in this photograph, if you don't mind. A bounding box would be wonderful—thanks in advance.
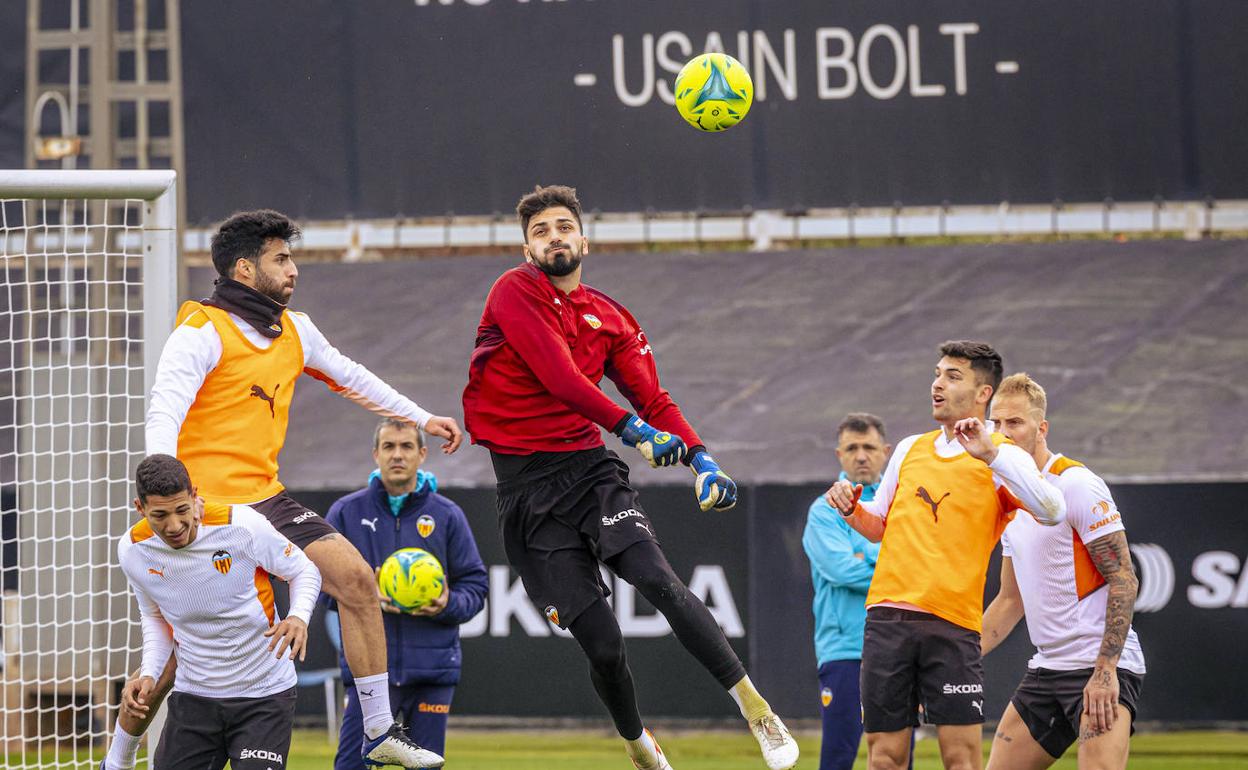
[2,2,1244,221]
[170,0,1247,222]
[286,480,1248,724]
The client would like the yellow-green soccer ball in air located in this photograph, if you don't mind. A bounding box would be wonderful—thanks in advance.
[378,548,445,611]
[674,53,754,132]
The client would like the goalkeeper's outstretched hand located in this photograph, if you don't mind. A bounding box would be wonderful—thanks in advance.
[691,452,737,511]
[617,415,687,468]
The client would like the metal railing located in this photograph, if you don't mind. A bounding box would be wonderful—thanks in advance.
[181,198,1248,258]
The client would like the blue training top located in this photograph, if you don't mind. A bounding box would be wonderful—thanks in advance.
[801,471,881,664]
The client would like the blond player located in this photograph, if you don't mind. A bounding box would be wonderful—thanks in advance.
[825,340,1066,770]
[143,209,452,768]
[982,374,1144,770]
[105,454,320,770]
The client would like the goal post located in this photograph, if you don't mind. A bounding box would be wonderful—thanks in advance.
[0,170,177,767]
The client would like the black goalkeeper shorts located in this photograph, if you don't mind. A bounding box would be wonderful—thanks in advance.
[494,446,660,629]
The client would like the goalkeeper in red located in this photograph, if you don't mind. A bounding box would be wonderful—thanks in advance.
[462,185,798,770]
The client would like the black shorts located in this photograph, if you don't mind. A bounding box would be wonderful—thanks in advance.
[861,607,985,732]
[1011,667,1144,758]
[154,687,297,770]
[251,490,337,550]
[494,446,659,629]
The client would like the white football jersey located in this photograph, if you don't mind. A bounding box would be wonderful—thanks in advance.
[118,502,322,698]
[1001,453,1145,674]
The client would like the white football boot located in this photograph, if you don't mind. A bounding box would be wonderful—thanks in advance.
[362,721,445,768]
[748,713,799,770]
[628,728,673,770]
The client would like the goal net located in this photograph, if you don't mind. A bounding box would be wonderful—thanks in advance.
[0,170,176,768]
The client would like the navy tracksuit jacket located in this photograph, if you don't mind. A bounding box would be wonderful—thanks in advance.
[323,475,488,687]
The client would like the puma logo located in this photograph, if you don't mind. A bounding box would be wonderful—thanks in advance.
[361,518,378,532]
[147,568,164,577]
[635,521,653,536]
[249,383,279,417]
[972,700,983,716]
[360,689,375,698]
[916,486,950,522]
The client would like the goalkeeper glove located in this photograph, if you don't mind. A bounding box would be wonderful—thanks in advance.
[617,415,687,468]
[690,452,737,512]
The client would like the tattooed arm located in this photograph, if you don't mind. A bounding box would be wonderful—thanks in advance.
[982,556,1025,656]
[1082,530,1139,736]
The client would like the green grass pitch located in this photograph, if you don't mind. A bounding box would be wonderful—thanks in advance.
[8,728,1246,768]
[277,728,1246,769]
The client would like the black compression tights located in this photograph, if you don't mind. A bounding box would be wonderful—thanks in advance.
[567,541,747,738]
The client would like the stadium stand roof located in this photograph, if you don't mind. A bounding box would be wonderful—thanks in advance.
[185,238,1247,489]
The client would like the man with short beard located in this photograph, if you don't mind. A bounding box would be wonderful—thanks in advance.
[825,341,1067,770]
[462,184,799,770]
[140,209,455,769]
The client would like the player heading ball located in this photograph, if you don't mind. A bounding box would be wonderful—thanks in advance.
[461,185,799,770]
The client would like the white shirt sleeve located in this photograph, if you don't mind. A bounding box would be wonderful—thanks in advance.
[236,507,322,624]
[118,538,175,680]
[858,434,920,521]
[145,321,222,456]
[990,443,1067,525]
[1064,468,1124,544]
[290,312,434,428]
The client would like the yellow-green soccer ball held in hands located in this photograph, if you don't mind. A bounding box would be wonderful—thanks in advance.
[378,548,445,611]
[674,53,753,132]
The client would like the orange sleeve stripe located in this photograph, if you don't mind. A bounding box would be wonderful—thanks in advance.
[1073,529,1107,599]
[254,568,276,625]
[303,366,347,394]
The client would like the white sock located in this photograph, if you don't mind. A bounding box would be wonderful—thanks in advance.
[105,721,141,770]
[728,674,772,723]
[355,673,395,740]
[625,729,659,766]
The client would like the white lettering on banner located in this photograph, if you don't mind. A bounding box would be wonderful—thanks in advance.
[1188,552,1248,609]
[1130,543,1175,613]
[939,23,980,95]
[614,34,655,107]
[613,30,797,107]
[616,578,671,637]
[815,28,855,99]
[613,24,987,107]
[487,565,551,637]
[858,24,906,99]
[753,30,798,102]
[907,25,945,97]
[655,32,693,104]
[688,565,745,637]
[461,565,745,638]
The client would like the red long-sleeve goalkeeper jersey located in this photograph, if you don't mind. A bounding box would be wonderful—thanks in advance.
[462,263,703,455]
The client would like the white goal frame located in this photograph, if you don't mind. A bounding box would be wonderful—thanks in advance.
[0,169,177,767]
